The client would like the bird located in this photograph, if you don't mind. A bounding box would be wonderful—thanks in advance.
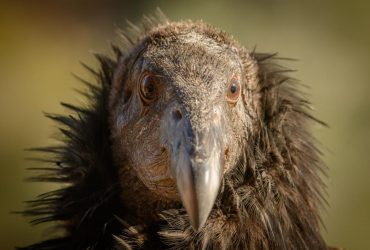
[19,10,336,250]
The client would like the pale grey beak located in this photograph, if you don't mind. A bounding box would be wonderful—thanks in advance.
[162,106,224,230]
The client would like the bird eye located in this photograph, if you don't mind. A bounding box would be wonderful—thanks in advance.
[139,72,159,104]
[226,77,241,104]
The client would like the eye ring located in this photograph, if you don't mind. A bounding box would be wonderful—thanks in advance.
[226,76,241,104]
[139,72,159,104]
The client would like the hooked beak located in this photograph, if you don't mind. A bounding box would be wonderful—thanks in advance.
[162,106,224,230]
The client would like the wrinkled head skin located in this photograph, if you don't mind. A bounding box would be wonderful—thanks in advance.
[109,22,257,229]
[20,12,331,250]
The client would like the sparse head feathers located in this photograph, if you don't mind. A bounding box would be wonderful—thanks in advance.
[20,10,332,250]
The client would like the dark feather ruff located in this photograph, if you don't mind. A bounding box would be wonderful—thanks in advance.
[19,54,125,250]
[19,13,331,250]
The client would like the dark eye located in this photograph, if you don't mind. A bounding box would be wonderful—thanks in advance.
[226,77,241,104]
[139,72,159,104]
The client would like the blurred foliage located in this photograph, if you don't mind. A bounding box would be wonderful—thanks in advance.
[0,1,369,249]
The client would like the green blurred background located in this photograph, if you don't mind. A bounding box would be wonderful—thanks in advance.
[1,1,369,249]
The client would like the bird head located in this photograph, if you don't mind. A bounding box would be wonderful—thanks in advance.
[21,13,329,250]
[109,22,257,229]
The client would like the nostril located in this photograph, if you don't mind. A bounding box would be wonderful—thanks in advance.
[172,109,182,121]
[224,148,230,160]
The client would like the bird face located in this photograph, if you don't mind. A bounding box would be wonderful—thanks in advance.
[110,29,253,229]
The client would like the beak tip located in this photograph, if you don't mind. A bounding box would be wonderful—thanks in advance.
[169,126,223,232]
[175,162,222,232]
[185,194,216,231]
[190,221,201,231]
[189,214,207,231]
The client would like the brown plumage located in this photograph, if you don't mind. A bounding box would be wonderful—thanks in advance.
[19,11,335,250]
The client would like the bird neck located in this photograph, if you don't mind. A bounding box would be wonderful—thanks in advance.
[118,163,181,226]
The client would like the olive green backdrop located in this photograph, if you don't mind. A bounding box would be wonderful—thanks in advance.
[1,1,369,249]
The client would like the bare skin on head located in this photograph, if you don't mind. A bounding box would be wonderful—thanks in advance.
[20,16,332,250]
[109,22,257,229]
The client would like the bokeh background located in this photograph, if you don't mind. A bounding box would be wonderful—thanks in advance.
[1,1,369,249]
